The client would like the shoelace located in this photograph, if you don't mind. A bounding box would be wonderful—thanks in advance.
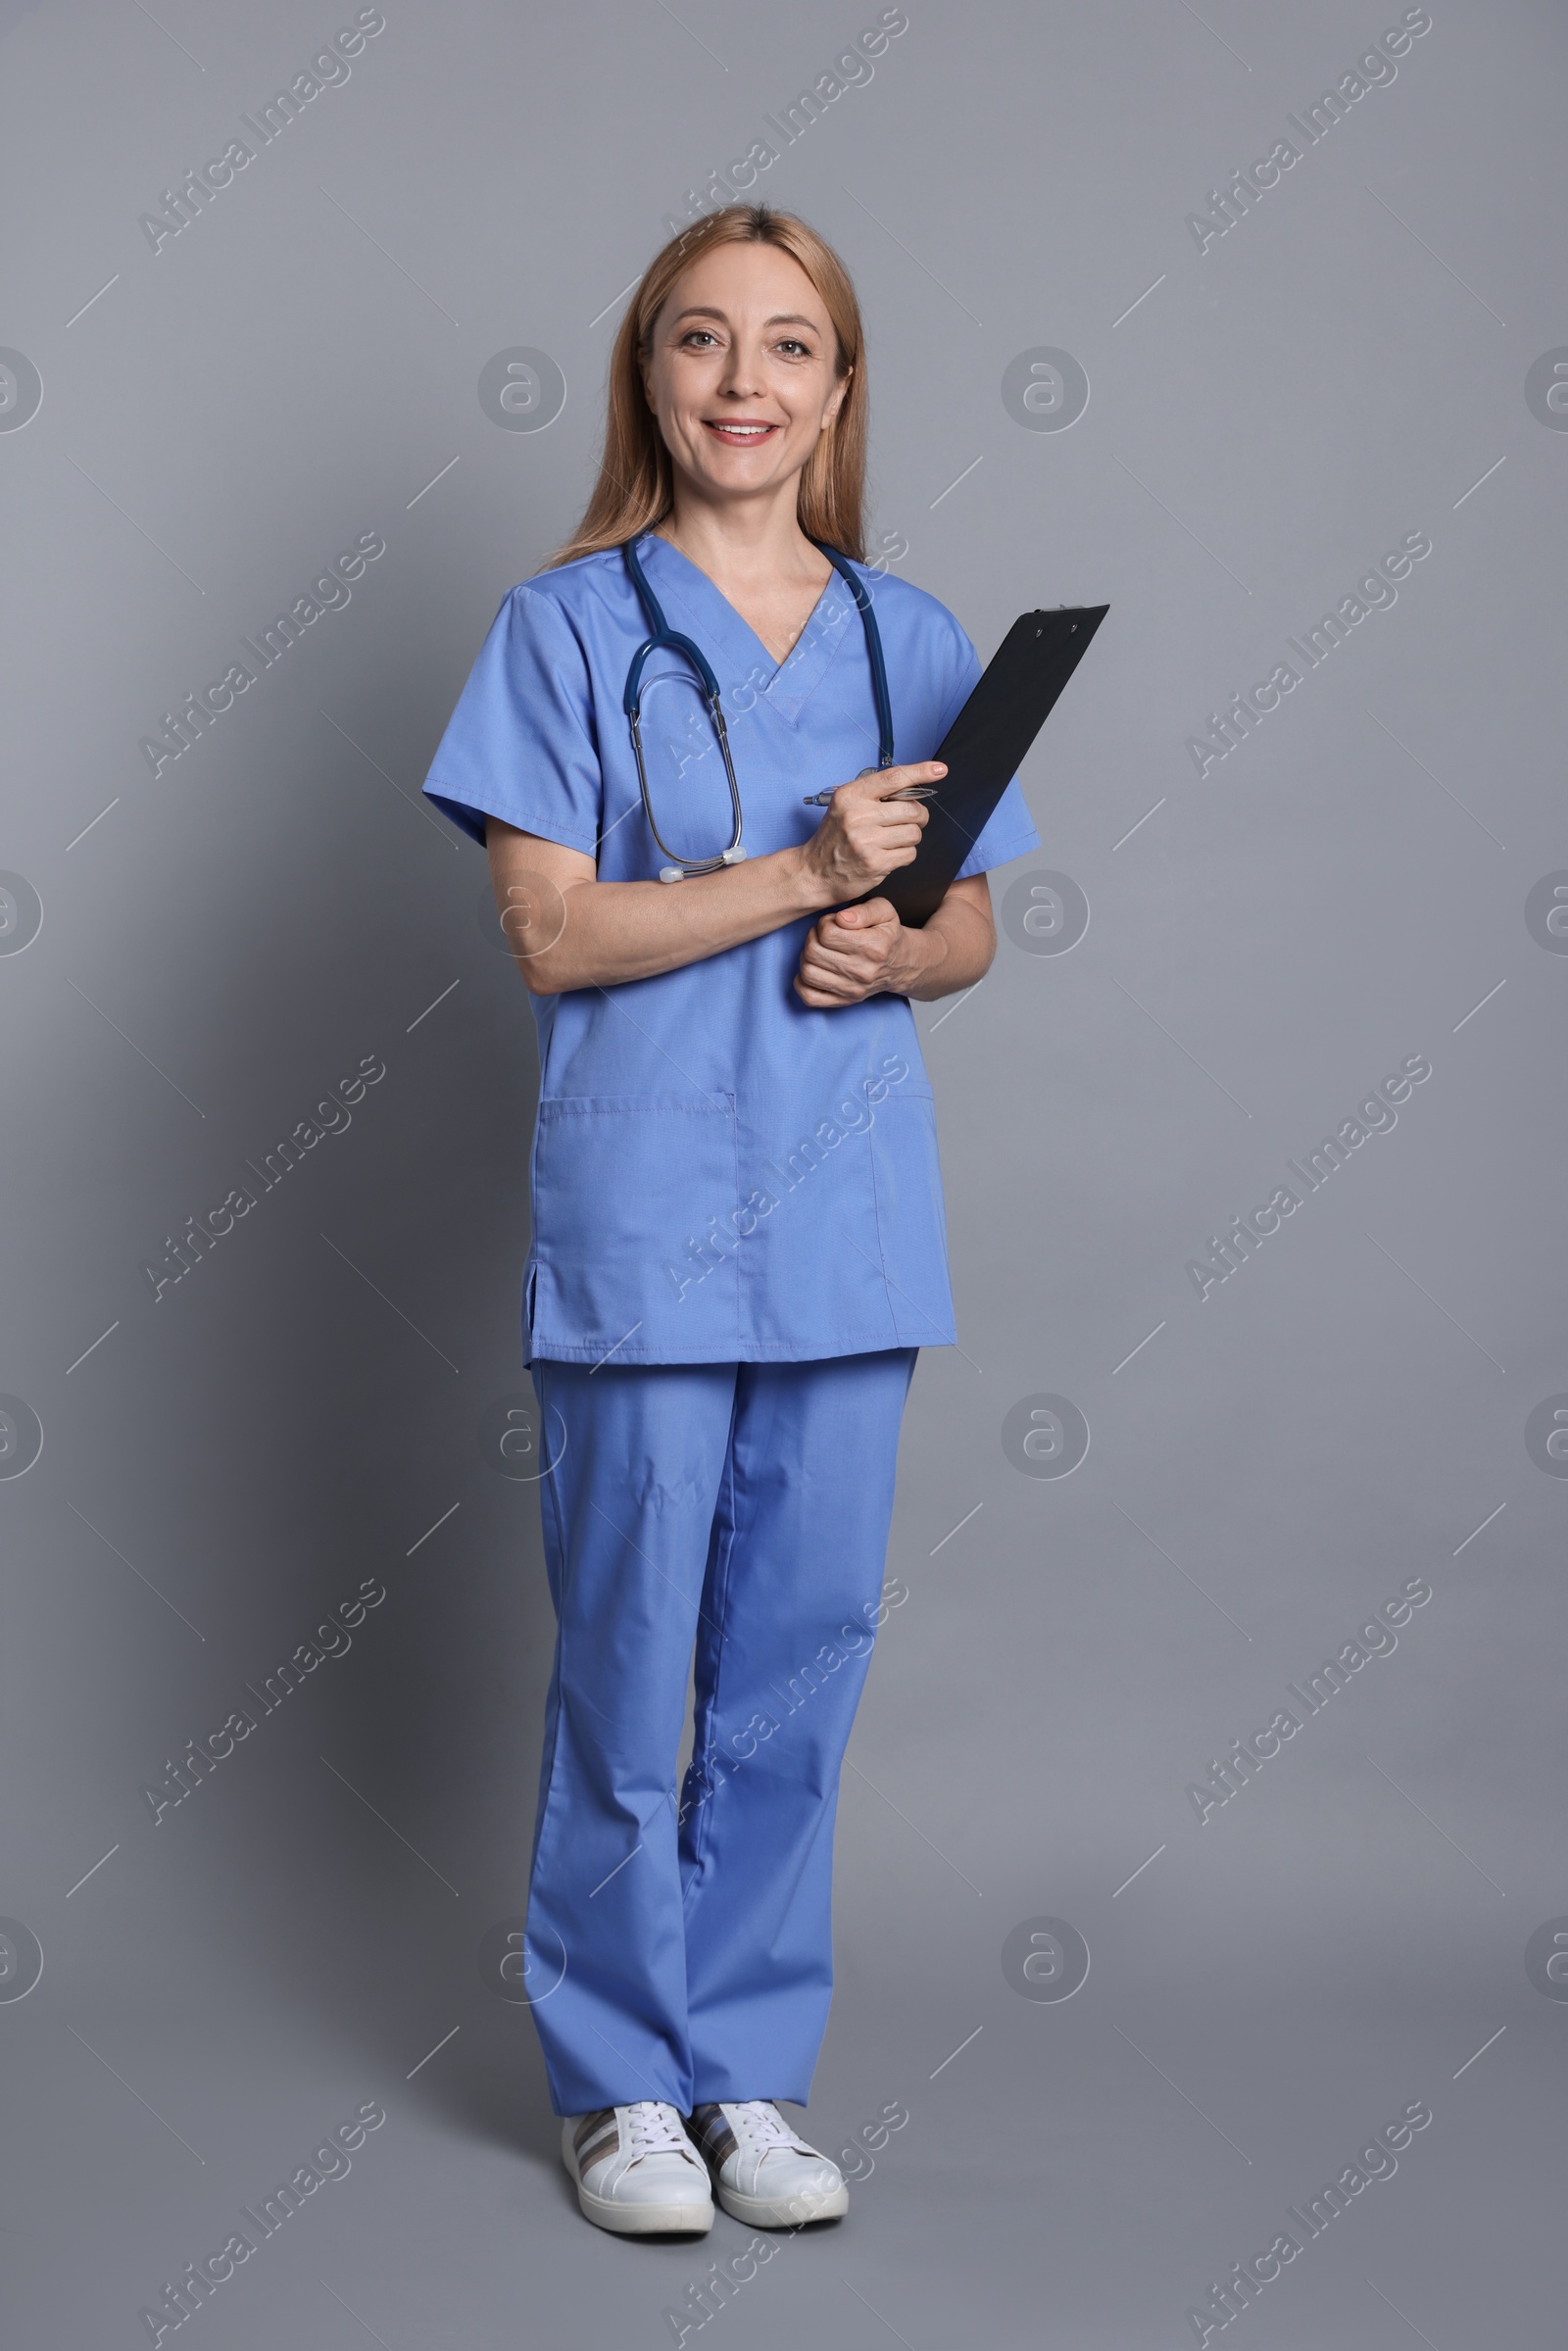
[624,2101,700,2161]
[728,2100,804,2155]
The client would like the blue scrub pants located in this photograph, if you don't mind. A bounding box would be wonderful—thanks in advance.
[523,1348,917,2118]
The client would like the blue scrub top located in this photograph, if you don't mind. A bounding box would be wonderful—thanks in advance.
[421,531,1041,1366]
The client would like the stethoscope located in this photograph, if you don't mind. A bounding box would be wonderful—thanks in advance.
[621,533,896,882]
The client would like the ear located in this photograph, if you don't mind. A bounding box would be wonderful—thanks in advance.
[637,334,660,414]
[822,364,853,430]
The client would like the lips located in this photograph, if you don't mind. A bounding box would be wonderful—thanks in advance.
[703,419,779,444]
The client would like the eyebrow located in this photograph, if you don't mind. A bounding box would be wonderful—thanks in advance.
[669,307,822,331]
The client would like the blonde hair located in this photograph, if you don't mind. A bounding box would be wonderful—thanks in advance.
[539,205,868,570]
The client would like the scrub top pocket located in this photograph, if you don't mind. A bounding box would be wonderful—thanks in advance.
[529,1094,741,1360]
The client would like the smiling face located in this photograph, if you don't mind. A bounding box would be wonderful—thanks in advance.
[641,239,851,514]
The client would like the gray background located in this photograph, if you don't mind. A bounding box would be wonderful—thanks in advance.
[2,1,1564,2343]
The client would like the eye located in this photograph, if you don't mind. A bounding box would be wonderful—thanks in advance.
[680,329,720,350]
[776,337,811,358]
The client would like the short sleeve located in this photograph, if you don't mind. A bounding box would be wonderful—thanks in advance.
[421,583,603,854]
[930,624,1044,882]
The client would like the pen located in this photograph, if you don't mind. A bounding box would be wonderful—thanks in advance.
[801,785,940,806]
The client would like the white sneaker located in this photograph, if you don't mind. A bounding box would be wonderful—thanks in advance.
[561,2102,714,2235]
[687,2100,849,2227]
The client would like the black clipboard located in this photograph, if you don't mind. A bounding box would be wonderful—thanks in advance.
[864,603,1109,927]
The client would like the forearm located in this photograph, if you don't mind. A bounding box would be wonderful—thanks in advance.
[506,843,836,992]
[884,890,997,1001]
[489,764,945,994]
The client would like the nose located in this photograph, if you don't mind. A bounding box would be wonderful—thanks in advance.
[714,339,764,401]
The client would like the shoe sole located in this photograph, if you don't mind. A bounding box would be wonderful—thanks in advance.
[564,2159,714,2236]
[574,2182,714,2234]
[714,2180,850,2228]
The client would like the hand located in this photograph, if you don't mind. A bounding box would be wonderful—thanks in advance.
[794,897,931,1007]
[798,762,944,902]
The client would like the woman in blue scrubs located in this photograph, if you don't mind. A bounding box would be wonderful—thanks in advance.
[423,204,1039,2237]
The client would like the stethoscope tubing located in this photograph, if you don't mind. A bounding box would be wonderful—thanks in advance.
[621,532,895,879]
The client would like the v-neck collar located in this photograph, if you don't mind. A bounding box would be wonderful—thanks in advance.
[633,530,860,731]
